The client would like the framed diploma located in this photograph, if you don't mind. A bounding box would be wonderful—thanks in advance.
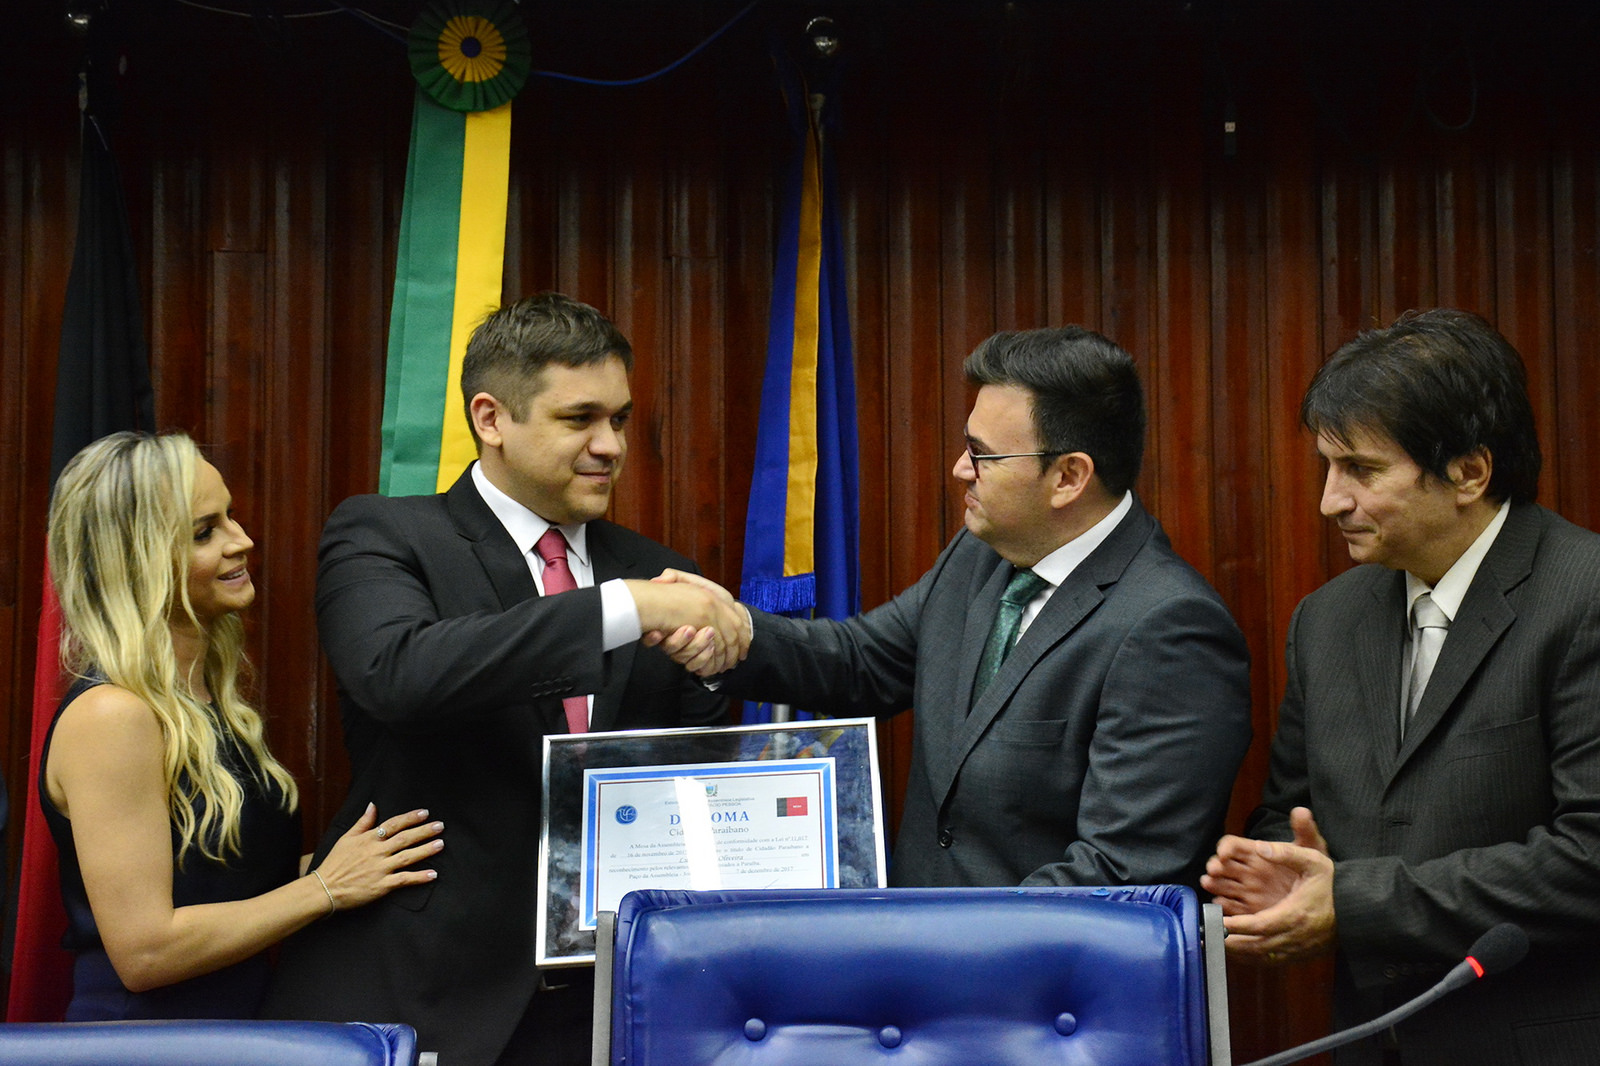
[537,718,887,966]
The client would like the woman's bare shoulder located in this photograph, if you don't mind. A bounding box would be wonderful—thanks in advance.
[52,684,165,763]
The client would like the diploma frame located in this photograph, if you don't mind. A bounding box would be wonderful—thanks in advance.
[536,718,888,966]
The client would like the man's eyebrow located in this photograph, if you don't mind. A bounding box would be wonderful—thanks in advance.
[1327,448,1384,465]
[555,399,634,416]
[963,427,989,451]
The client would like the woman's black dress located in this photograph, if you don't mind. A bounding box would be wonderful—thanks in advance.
[39,677,300,1020]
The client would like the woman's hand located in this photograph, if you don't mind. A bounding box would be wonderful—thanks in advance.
[52,686,445,991]
[309,803,443,911]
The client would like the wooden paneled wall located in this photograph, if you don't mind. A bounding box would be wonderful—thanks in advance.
[5,1,1600,1057]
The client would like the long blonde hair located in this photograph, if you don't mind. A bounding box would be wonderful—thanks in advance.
[47,431,298,864]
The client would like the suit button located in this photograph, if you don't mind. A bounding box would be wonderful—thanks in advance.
[937,828,953,848]
[1383,965,1398,980]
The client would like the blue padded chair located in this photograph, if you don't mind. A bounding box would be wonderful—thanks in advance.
[595,885,1231,1066]
[0,1019,418,1066]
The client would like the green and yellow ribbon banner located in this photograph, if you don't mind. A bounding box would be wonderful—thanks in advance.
[381,0,529,496]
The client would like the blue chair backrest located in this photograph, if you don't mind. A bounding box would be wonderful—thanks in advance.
[0,1019,418,1066]
[609,884,1207,1066]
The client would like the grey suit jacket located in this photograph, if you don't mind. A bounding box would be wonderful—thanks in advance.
[264,470,727,1066]
[721,500,1252,889]
[1250,502,1600,1065]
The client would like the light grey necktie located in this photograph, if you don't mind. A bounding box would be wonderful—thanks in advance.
[1406,592,1450,723]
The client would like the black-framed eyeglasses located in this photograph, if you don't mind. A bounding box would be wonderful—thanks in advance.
[963,435,1063,480]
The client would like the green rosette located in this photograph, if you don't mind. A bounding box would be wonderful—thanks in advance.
[408,0,531,113]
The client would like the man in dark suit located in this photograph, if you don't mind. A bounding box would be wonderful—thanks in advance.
[664,326,1252,889]
[1203,310,1600,1065]
[264,294,744,1066]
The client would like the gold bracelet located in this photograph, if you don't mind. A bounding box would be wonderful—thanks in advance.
[310,869,337,917]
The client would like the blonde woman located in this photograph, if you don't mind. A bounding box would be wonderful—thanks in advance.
[41,431,443,1020]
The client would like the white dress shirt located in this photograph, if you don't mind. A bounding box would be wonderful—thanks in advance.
[1400,498,1511,714]
[471,461,643,662]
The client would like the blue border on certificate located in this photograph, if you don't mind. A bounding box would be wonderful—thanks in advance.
[580,758,838,928]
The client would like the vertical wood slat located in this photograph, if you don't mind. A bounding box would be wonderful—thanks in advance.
[1147,18,1214,576]
[259,116,329,790]
[1551,147,1600,531]
[658,50,727,578]
[1493,151,1559,505]
[7,7,1600,1055]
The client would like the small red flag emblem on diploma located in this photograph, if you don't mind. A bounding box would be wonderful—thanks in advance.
[776,797,809,817]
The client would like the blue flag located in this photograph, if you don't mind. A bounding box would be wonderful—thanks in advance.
[739,57,860,723]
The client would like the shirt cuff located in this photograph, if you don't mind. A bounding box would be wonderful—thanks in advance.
[600,578,643,651]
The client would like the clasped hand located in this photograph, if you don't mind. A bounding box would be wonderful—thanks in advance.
[1201,806,1338,965]
[631,569,752,676]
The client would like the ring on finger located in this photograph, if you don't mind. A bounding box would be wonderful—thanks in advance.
[375,827,388,840]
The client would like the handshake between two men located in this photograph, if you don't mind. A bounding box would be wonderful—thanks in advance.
[627,569,752,677]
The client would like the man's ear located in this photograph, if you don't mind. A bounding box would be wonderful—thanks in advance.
[1048,452,1096,509]
[1448,447,1493,505]
[469,393,504,448]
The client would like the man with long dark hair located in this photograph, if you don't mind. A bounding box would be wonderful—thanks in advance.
[1205,309,1600,1064]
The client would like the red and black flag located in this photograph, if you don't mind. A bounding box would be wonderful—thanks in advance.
[8,23,155,1020]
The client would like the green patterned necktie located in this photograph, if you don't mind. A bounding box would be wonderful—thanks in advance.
[972,567,1051,705]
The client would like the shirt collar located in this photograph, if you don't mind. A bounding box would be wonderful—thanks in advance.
[1404,498,1511,621]
[470,462,590,568]
[1029,491,1134,588]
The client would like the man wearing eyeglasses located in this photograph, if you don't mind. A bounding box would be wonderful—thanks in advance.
[661,326,1251,890]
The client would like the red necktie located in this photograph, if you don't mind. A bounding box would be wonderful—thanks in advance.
[534,528,589,733]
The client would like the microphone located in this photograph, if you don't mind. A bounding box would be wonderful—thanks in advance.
[1454,922,1530,979]
[1239,924,1529,1066]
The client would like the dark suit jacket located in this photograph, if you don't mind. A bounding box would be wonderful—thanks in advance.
[1250,502,1600,1065]
[721,500,1252,889]
[263,471,727,1066]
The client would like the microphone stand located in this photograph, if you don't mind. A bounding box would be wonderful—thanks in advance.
[1240,961,1477,1066]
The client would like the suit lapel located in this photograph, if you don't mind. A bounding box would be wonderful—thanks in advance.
[925,562,1010,799]
[1395,504,1536,770]
[1354,571,1407,780]
[946,504,1155,799]
[446,471,573,731]
[586,521,640,731]
[444,469,539,609]
[956,561,1007,705]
